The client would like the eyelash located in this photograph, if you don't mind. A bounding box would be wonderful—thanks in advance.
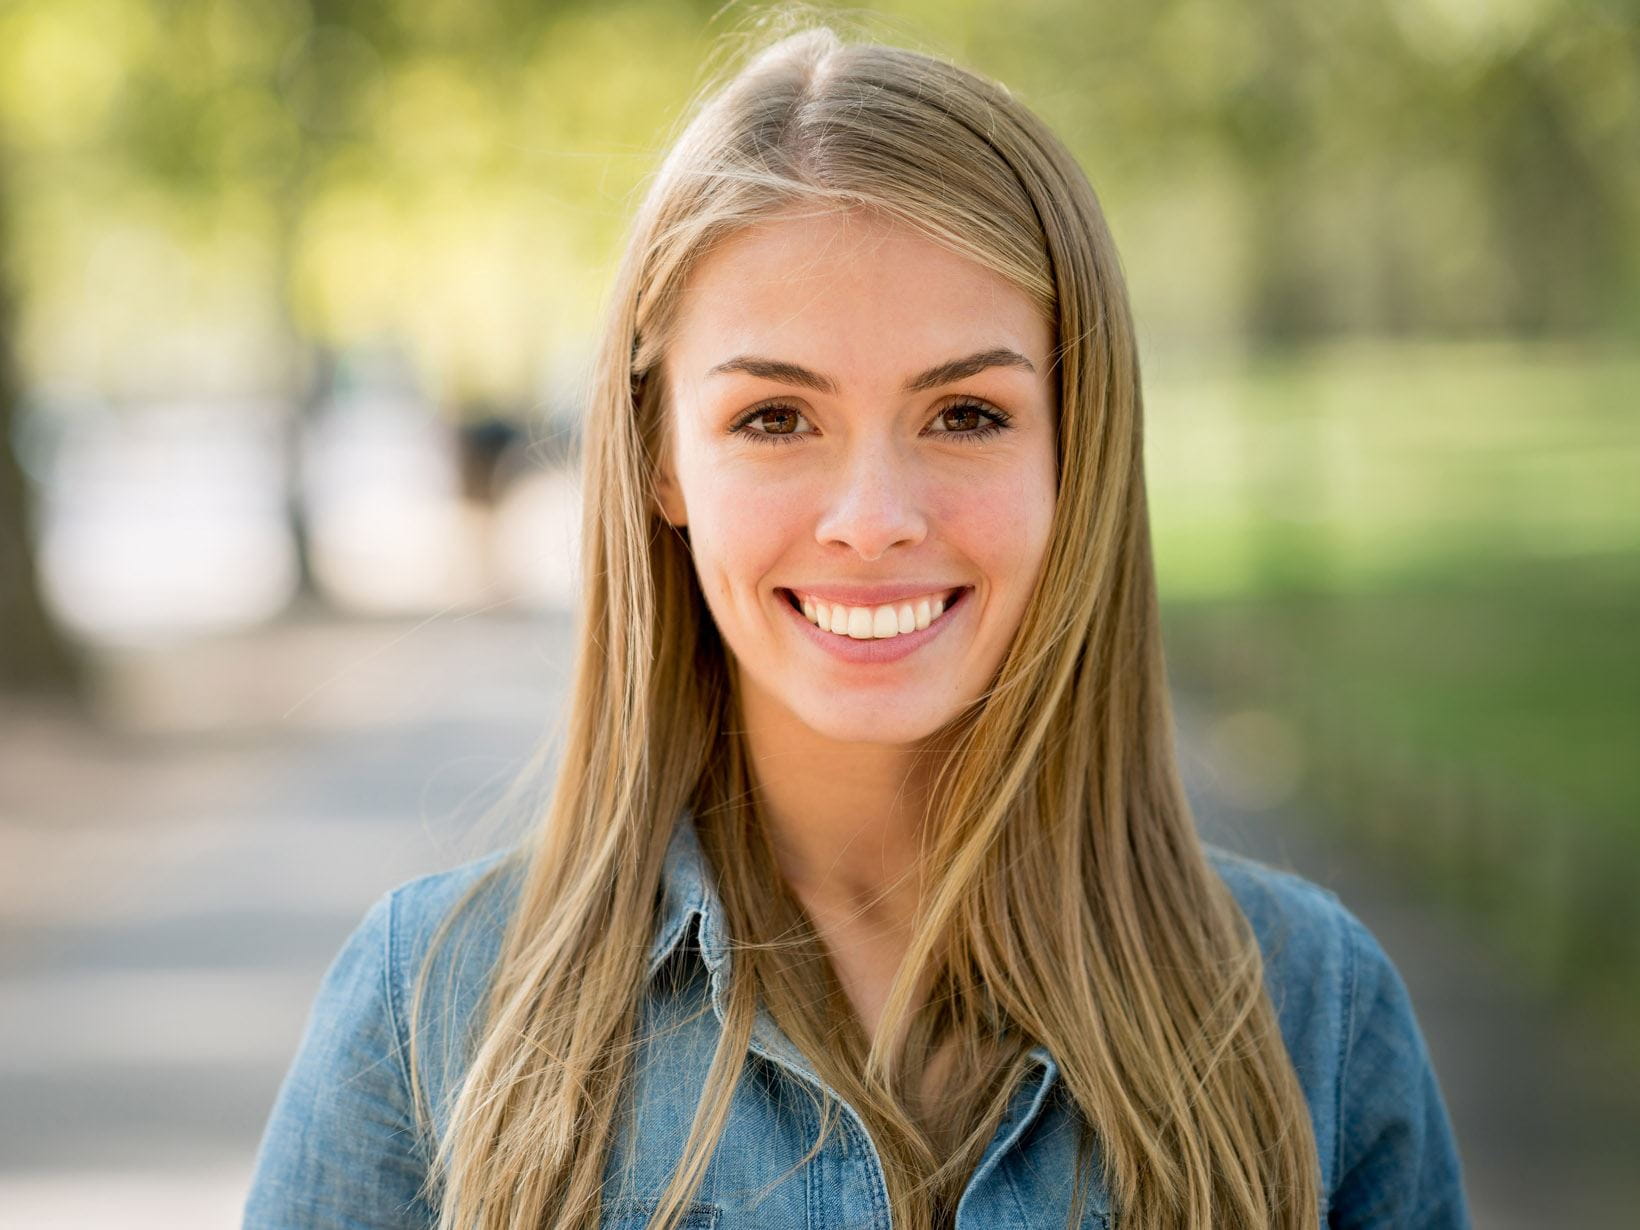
[728,399,1014,447]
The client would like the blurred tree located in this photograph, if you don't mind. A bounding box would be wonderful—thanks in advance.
[0,151,81,697]
[270,1,400,605]
[0,0,1635,639]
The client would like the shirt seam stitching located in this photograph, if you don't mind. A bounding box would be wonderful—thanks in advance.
[1333,911,1360,1192]
[845,1116,890,1230]
[1000,1151,1033,1228]
[806,1097,821,1230]
[382,889,424,1157]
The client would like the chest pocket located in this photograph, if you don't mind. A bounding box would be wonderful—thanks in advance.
[601,1197,722,1229]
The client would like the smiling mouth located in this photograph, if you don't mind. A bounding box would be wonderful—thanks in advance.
[779,586,968,639]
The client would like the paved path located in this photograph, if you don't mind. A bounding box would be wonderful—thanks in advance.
[1,610,1634,1227]
[0,609,573,1228]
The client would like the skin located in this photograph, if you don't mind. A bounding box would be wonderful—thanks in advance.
[653,206,1058,1039]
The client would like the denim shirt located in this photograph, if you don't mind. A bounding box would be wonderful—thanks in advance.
[244,811,1469,1228]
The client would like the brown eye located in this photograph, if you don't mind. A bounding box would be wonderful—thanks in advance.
[758,407,801,435]
[925,399,1013,443]
[730,402,813,445]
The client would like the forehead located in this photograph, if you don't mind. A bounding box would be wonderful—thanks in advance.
[665,209,1052,382]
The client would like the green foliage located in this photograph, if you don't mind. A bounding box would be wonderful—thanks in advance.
[1,0,1636,403]
[1146,341,1640,599]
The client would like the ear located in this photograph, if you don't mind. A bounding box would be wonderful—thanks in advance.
[651,449,688,528]
[638,361,687,528]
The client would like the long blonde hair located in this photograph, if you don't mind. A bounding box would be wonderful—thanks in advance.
[409,21,1321,1230]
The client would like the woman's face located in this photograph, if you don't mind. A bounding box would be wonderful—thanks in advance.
[654,207,1059,747]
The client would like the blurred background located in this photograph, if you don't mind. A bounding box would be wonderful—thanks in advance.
[0,0,1635,1225]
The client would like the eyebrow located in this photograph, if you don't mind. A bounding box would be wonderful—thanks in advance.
[705,347,1035,395]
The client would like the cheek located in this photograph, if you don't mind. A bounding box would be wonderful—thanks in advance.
[679,461,801,606]
[930,466,1055,588]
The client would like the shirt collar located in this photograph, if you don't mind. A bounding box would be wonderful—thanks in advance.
[642,806,1057,1081]
[645,805,730,980]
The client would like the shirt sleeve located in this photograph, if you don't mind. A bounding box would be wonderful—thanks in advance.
[1328,909,1470,1229]
[243,890,438,1229]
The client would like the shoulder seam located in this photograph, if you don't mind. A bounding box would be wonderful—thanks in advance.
[381,887,423,1149]
[1332,905,1361,1192]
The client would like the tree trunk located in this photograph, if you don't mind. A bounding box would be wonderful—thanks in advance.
[0,152,84,698]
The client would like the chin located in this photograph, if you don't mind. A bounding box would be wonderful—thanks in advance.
[791,699,954,748]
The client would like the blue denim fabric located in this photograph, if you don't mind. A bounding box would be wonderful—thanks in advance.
[244,811,1470,1228]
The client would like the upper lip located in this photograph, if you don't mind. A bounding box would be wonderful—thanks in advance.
[781,583,968,607]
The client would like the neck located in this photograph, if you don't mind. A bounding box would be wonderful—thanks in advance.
[736,683,934,934]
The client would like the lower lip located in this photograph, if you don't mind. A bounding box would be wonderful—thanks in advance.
[776,587,970,665]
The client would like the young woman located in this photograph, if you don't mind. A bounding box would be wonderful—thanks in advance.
[244,25,1468,1230]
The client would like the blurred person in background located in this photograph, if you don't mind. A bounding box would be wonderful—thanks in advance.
[243,21,1467,1230]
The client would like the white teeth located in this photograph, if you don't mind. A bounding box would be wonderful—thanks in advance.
[792,590,958,640]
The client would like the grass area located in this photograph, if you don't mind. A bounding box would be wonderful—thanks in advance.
[1146,341,1639,1033]
[1162,551,1638,828]
[1144,339,1640,599]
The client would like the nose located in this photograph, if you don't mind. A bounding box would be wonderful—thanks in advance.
[813,446,928,561]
